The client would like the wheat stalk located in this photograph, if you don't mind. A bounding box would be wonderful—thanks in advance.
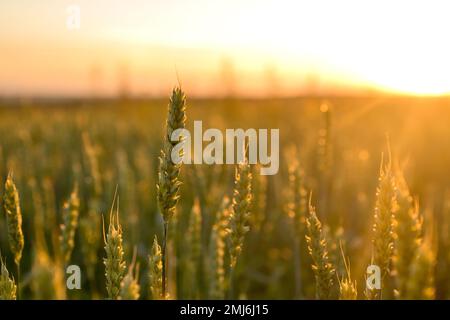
[208,198,230,299]
[103,196,126,300]
[208,226,225,299]
[392,170,422,299]
[0,255,16,300]
[188,198,202,297]
[370,154,397,299]
[60,184,80,265]
[157,87,186,222]
[3,173,24,267]
[228,161,252,269]
[287,157,308,298]
[120,250,140,300]
[119,267,140,300]
[338,273,357,300]
[157,87,186,297]
[305,198,335,299]
[148,235,163,299]
[3,172,24,298]
[227,160,252,298]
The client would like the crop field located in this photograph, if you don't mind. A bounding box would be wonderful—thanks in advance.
[1,94,449,300]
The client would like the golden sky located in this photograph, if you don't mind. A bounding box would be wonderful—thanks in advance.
[1,0,450,97]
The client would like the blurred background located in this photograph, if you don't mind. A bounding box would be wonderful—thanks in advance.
[2,0,450,98]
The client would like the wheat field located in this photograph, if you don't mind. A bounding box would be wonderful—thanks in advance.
[0,92,449,300]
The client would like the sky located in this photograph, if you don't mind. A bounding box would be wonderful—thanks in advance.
[1,0,450,97]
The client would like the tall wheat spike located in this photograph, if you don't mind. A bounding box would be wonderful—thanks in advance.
[103,196,126,300]
[226,159,252,299]
[338,270,357,300]
[392,170,422,299]
[188,198,202,297]
[3,172,24,298]
[229,160,252,269]
[60,184,80,265]
[209,226,225,299]
[148,235,163,300]
[157,87,186,222]
[305,198,335,299]
[370,154,397,299]
[120,267,140,300]
[0,255,16,300]
[3,173,24,267]
[120,250,140,300]
[156,87,186,297]
[209,198,231,299]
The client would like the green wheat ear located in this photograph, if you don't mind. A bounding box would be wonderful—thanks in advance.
[3,172,24,267]
[120,249,140,300]
[287,157,307,236]
[120,267,140,300]
[208,197,230,299]
[371,152,397,299]
[393,169,422,299]
[305,196,335,300]
[148,235,163,300]
[103,195,126,300]
[0,255,17,300]
[229,160,252,269]
[60,184,80,265]
[157,87,186,222]
[156,87,187,298]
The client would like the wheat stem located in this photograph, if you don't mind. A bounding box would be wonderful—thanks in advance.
[162,221,169,298]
